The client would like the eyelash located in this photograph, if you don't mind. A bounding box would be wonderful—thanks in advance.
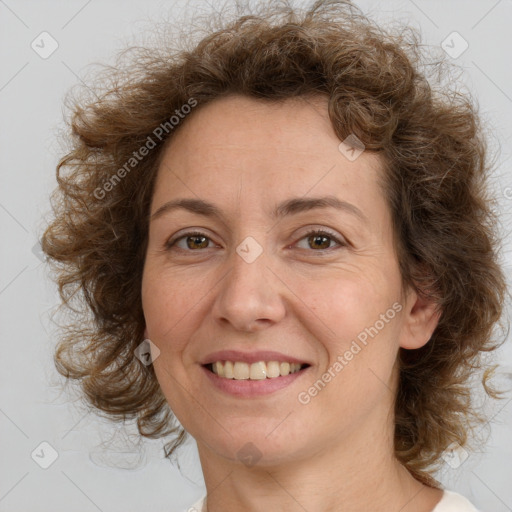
[165,228,347,253]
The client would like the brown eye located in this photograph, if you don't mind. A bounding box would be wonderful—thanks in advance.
[166,231,214,251]
[185,234,209,250]
[295,229,346,252]
[308,233,332,250]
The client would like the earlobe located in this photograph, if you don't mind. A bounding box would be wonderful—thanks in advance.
[399,287,442,350]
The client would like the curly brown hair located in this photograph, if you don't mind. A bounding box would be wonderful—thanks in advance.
[41,0,508,486]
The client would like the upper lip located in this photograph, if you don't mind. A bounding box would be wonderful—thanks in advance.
[201,350,311,366]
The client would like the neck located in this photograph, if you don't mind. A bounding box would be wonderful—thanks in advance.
[195,401,443,512]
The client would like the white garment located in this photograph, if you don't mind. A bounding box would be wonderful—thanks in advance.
[182,489,479,511]
[183,496,206,512]
[432,490,480,512]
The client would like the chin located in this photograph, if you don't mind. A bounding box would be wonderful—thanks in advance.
[196,421,311,468]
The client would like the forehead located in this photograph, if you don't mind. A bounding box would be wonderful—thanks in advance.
[160,94,352,168]
[152,94,386,222]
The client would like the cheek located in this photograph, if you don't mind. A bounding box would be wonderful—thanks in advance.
[296,268,398,341]
[296,275,401,418]
[141,266,191,347]
[293,267,402,393]
[142,270,194,409]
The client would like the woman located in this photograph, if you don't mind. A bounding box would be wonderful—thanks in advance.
[42,1,507,511]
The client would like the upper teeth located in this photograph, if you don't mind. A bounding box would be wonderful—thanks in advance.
[211,361,303,380]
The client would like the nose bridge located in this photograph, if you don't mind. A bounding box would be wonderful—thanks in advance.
[212,236,285,331]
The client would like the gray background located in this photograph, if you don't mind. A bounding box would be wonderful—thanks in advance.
[1,0,511,511]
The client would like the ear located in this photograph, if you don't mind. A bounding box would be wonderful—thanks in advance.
[398,285,441,350]
[143,327,149,340]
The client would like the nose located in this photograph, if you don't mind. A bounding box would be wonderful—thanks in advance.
[211,246,286,333]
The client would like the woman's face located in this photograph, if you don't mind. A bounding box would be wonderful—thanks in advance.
[141,94,435,466]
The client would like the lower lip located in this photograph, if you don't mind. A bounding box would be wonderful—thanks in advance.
[201,365,308,397]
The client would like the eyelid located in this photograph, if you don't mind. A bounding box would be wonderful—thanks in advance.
[165,229,218,250]
[165,226,349,251]
[293,227,348,250]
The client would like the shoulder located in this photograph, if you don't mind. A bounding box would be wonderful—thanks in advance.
[432,490,480,512]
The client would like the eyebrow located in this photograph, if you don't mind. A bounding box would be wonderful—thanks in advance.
[151,195,368,224]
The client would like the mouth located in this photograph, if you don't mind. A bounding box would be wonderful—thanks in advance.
[203,361,311,380]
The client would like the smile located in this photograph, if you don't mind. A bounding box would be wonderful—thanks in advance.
[207,361,308,380]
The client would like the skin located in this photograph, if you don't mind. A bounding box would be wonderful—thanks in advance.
[141,94,443,512]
